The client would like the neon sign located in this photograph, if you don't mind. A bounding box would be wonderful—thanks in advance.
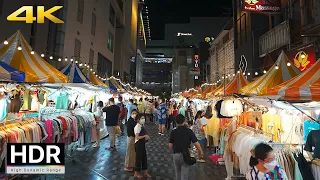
[243,0,281,13]
[176,32,193,36]
[194,55,200,72]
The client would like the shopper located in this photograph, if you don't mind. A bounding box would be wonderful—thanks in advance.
[157,98,168,135]
[172,104,178,128]
[169,114,204,180]
[167,103,174,130]
[92,101,104,148]
[126,99,137,121]
[178,103,186,117]
[186,101,196,124]
[125,109,138,172]
[193,111,206,163]
[103,98,120,151]
[247,143,288,180]
[145,100,152,123]
[134,114,152,178]
[116,96,126,136]
[137,98,144,114]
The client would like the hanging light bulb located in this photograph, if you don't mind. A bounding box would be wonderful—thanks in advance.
[70,57,74,61]
[237,70,240,73]
[243,72,245,75]
[95,74,98,77]
[247,72,251,75]
[263,70,267,74]
[79,63,83,66]
[65,57,68,61]
[255,72,258,75]
[30,50,34,55]
[93,72,96,74]
[41,53,45,57]
[233,74,235,76]
[287,62,291,66]
[75,61,78,64]
[58,58,62,61]
[275,65,279,70]
[49,56,53,59]
[84,63,87,67]
[17,46,22,50]
[4,40,8,45]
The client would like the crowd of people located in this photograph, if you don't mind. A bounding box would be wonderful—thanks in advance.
[91,96,288,180]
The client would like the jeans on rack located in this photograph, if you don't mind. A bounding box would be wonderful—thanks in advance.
[107,126,116,147]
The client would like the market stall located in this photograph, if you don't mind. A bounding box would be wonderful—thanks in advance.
[0,61,25,82]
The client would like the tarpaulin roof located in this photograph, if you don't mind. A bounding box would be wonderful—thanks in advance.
[238,51,301,96]
[266,59,320,101]
[83,68,109,89]
[60,62,90,83]
[0,61,25,82]
[0,31,68,83]
[215,73,249,95]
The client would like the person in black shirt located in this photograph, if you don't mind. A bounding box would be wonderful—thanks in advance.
[102,98,120,151]
[125,109,138,172]
[169,114,203,180]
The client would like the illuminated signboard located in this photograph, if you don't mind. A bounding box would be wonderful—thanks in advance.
[176,32,193,36]
[286,44,316,72]
[194,55,200,72]
[243,0,281,13]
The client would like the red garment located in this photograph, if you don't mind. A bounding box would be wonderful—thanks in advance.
[173,109,178,116]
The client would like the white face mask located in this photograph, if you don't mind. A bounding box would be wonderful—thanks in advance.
[263,160,277,171]
[131,114,137,119]
[140,119,145,124]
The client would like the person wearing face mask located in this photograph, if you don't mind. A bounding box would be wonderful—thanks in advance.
[246,143,288,180]
[134,114,151,178]
[125,109,138,172]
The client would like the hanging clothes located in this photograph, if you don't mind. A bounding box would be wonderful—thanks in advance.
[261,113,283,142]
[56,92,69,110]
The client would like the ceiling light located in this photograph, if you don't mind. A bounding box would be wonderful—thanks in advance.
[4,40,8,45]
[41,53,45,57]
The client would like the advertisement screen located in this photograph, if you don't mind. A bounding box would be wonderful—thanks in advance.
[243,0,281,13]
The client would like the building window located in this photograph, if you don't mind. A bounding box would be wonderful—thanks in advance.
[98,53,112,77]
[91,13,96,36]
[107,31,114,52]
[0,0,3,15]
[109,4,115,27]
[77,0,84,24]
[89,49,94,67]
[74,39,81,61]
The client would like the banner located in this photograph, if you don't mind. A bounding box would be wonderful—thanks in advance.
[286,44,316,72]
[243,0,281,13]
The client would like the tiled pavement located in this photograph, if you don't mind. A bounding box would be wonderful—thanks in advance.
[18,122,228,180]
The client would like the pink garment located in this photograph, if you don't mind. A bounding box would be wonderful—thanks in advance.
[209,154,222,164]
[44,120,53,143]
[70,117,78,142]
[91,126,97,142]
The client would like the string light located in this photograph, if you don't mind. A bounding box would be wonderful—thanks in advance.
[255,72,258,75]
[30,50,34,55]
[41,53,45,57]
[84,63,87,67]
[95,74,98,77]
[4,40,8,45]
[65,57,68,61]
[75,61,78,64]
[242,72,245,75]
[287,62,291,66]
[247,72,251,75]
[263,70,267,74]
[79,63,83,66]
[49,56,53,59]
[237,71,240,73]
[17,46,22,50]
[58,58,62,61]
[233,74,235,76]
[70,57,73,61]
[90,69,93,71]
[93,72,96,74]
[275,65,279,70]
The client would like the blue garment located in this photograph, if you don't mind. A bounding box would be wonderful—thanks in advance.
[85,127,91,144]
[303,120,320,141]
[0,98,8,121]
[126,103,137,120]
[157,103,167,120]
[56,93,69,109]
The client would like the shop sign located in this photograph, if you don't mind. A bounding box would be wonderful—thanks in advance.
[243,0,281,13]
[176,32,193,37]
[194,55,200,72]
[286,44,316,72]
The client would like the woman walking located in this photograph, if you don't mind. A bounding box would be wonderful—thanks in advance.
[193,110,206,163]
[92,101,104,148]
[134,114,152,178]
[124,109,138,172]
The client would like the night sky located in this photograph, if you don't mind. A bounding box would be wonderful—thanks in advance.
[145,0,233,40]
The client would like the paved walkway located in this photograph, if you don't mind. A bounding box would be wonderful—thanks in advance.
[24,122,227,180]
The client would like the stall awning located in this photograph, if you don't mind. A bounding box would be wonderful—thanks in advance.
[83,69,109,89]
[239,51,301,96]
[266,59,320,101]
[0,61,25,82]
[61,62,90,83]
[215,73,249,95]
[0,31,68,83]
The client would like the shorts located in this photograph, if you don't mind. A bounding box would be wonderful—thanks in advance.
[158,118,166,125]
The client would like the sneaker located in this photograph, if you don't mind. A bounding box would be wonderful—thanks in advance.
[197,159,206,163]
[160,133,165,136]
[106,147,115,151]
[92,143,100,148]
[158,132,162,135]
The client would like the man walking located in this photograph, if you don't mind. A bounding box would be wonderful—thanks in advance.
[103,98,120,151]
[169,114,203,180]
[116,96,126,136]
[157,98,168,135]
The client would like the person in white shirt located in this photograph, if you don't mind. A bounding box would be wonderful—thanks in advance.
[246,143,288,180]
[92,101,104,148]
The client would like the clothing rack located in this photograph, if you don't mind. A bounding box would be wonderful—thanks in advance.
[239,124,274,141]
